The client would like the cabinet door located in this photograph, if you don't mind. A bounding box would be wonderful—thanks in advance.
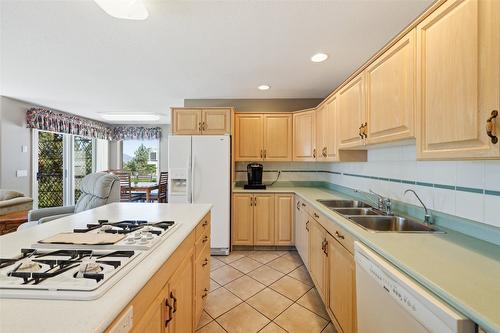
[275,194,294,245]
[308,219,327,300]
[172,109,202,135]
[133,297,163,333]
[293,110,317,161]
[366,30,416,144]
[202,109,230,135]
[263,114,293,161]
[254,194,275,246]
[232,194,254,245]
[338,74,365,149]
[328,235,356,333]
[294,198,303,257]
[234,114,264,161]
[324,97,338,161]
[416,0,500,159]
[315,106,326,161]
[166,249,194,333]
[194,245,210,327]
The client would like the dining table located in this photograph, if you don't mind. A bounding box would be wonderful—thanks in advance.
[129,182,159,202]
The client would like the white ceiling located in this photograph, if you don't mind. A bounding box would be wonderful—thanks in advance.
[0,0,432,124]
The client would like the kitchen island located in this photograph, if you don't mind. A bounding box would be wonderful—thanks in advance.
[0,202,212,333]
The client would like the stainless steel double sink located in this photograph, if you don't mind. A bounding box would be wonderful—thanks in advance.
[317,199,441,233]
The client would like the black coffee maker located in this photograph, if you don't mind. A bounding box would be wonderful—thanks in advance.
[244,163,266,189]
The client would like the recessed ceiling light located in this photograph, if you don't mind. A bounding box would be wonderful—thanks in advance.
[311,53,329,63]
[94,0,149,20]
[258,85,270,91]
[101,114,160,122]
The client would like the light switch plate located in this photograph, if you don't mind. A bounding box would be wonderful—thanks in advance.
[16,170,28,177]
[21,145,28,153]
[108,306,133,333]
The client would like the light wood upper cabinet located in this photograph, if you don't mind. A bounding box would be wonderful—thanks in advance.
[275,194,294,245]
[202,109,231,134]
[172,108,202,135]
[234,114,264,161]
[365,29,416,144]
[263,114,293,161]
[293,110,317,161]
[171,108,231,135]
[337,74,366,149]
[317,98,339,161]
[328,235,356,333]
[253,194,275,245]
[416,0,500,159]
[315,105,325,161]
[232,194,254,245]
[308,219,328,301]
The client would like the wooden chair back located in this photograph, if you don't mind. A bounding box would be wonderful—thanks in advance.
[158,172,168,203]
[115,172,132,202]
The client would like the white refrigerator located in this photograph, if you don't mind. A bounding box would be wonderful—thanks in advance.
[168,135,230,255]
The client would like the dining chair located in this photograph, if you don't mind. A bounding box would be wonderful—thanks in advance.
[150,172,168,203]
[115,172,133,202]
[137,173,153,183]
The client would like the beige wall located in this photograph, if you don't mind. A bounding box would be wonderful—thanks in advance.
[0,96,33,195]
[184,98,322,113]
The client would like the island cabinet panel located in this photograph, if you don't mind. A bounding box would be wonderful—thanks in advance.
[172,108,202,135]
[263,114,293,161]
[194,216,211,325]
[327,234,356,333]
[275,194,294,245]
[308,219,328,301]
[232,194,254,245]
[416,0,500,159]
[365,29,416,145]
[234,114,264,161]
[337,74,366,149]
[294,198,309,268]
[253,194,275,246]
[105,214,211,333]
[293,110,317,161]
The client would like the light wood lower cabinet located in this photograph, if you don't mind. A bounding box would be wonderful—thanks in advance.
[294,198,309,268]
[327,233,356,333]
[105,214,211,333]
[232,193,294,246]
[308,219,328,302]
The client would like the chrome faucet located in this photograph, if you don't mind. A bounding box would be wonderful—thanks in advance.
[404,189,433,225]
[369,189,393,215]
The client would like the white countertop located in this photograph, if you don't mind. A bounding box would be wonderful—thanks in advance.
[0,202,212,333]
[234,186,500,333]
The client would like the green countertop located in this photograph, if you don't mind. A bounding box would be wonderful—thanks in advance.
[233,186,500,333]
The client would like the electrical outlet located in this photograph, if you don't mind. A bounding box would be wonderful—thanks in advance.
[108,306,133,333]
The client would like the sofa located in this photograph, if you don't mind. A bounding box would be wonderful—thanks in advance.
[0,190,33,216]
[21,172,120,229]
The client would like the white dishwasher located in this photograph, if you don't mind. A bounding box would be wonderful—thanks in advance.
[355,242,475,333]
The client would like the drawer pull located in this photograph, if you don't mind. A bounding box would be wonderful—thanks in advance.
[335,231,345,239]
[202,258,209,267]
[202,235,209,243]
[305,221,310,231]
[301,203,306,207]
[171,291,178,313]
[313,213,319,219]
[202,288,209,298]
[202,220,208,227]
[165,299,173,327]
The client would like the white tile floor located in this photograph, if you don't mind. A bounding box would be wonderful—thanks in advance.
[197,250,337,333]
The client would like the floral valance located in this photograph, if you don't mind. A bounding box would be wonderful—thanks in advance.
[26,108,113,140]
[26,108,162,141]
[113,126,162,140]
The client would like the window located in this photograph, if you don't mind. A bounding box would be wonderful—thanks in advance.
[122,139,159,183]
[33,130,97,208]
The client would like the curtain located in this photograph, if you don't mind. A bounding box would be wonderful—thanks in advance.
[26,108,162,141]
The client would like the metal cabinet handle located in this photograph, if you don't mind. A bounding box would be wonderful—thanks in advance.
[359,124,364,138]
[486,110,498,144]
[202,220,208,227]
[296,201,300,210]
[263,149,267,159]
[171,291,177,313]
[202,235,209,243]
[363,122,368,139]
[198,122,202,131]
[165,298,173,327]
[322,147,327,157]
[202,258,209,267]
[260,149,263,159]
[202,288,209,298]
[202,121,207,131]
[306,221,310,231]
[301,203,306,207]
[321,239,328,255]
[313,148,317,158]
[335,230,345,239]
[313,213,319,219]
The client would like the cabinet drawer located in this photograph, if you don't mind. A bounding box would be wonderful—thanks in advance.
[330,226,355,254]
[195,244,210,323]
[196,218,210,240]
[195,233,210,258]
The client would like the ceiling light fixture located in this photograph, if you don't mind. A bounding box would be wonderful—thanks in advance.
[94,0,149,20]
[311,53,329,63]
[101,114,160,122]
[258,85,270,91]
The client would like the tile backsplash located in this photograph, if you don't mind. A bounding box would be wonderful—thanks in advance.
[235,145,500,229]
